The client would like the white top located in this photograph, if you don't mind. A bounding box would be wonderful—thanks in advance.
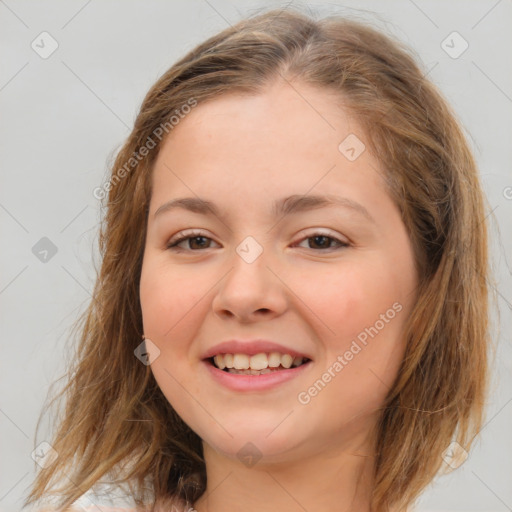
[68,481,192,512]
[69,481,138,511]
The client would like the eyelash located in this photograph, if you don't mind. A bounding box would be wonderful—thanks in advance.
[166,230,349,252]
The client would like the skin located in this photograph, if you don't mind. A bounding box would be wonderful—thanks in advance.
[139,80,418,512]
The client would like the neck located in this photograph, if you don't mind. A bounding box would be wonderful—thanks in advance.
[193,436,377,512]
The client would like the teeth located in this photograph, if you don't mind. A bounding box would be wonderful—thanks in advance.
[211,352,308,371]
[233,354,250,370]
[228,368,273,375]
[213,355,225,369]
[249,353,268,370]
[292,356,303,367]
[281,354,293,369]
[224,353,233,367]
[268,352,281,368]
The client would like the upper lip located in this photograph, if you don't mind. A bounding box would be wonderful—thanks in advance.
[201,340,313,360]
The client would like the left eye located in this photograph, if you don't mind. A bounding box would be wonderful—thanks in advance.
[294,233,349,251]
[166,231,348,252]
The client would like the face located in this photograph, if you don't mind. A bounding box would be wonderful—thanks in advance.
[139,80,418,466]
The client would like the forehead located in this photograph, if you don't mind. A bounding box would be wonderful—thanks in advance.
[162,81,350,153]
[148,81,388,218]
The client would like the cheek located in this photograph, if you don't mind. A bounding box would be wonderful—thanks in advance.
[139,263,206,423]
[296,276,407,435]
[291,254,410,407]
[291,256,406,344]
[139,263,208,406]
[140,260,206,340]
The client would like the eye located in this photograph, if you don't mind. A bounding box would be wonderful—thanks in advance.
[166,229,349,253]
[293,231,349,251]
[166,230,218,251]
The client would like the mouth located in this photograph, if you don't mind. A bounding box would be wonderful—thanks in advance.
[205,352,312,375]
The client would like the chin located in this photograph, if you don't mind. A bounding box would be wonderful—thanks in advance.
[198,419,308,465]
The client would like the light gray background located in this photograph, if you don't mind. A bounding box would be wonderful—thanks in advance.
[1,1,511,511]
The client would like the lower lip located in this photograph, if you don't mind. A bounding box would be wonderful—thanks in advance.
[203,360,312,392]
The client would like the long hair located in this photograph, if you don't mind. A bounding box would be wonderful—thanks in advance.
[24,7,492,512]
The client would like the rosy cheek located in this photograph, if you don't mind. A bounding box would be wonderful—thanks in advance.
[324,271,371,324]
[316,263,400,347]
[141,266,186,309]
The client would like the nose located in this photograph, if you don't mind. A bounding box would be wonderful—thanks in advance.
[211,247,288,323]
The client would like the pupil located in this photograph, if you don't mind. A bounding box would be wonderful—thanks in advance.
[312,235,329,249]
[191,236,208,249]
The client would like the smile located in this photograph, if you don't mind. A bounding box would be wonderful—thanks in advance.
[203,353,313,392]
[210,352,310,375]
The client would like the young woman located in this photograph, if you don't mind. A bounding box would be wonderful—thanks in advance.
[25,7,491,512]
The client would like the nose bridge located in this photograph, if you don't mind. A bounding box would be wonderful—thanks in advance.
[226,234,272,295]
[212,234,286,319]
[235,234,266,266]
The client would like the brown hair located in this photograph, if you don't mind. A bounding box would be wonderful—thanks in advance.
[24,6,493,512]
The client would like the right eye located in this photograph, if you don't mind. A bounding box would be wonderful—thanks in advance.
[166,230,219,252]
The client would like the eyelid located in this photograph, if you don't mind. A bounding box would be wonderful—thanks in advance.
[167,229,211,244]
[294,228,348,243]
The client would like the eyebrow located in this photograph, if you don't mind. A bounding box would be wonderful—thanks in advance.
[153,194,375,223]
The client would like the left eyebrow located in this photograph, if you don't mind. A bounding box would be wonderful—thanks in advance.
[153,194,375,223]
